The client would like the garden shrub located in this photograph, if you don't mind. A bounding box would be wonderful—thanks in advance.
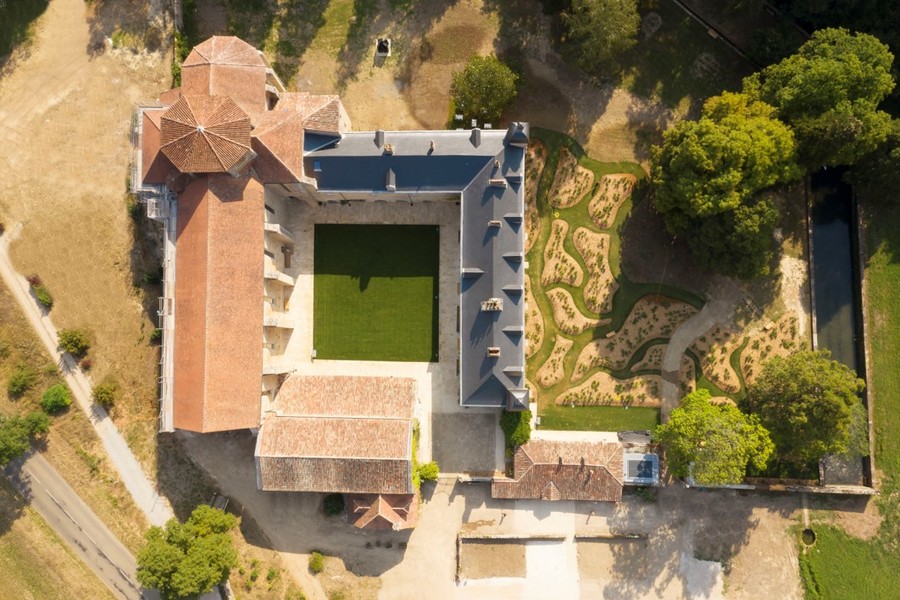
[7,366,37,398]
[417,461,439,482]
[92,378,118,410]
[500,409,532,450]
[308,551,325,574]
[41,383,72,414]
[323,493,345,516]
[33,284,53,309]
[58,328,90,357]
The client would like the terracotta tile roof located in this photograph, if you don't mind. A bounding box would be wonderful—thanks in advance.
[250,110,304,183]
[182,37,268,114]
[255,375,416,494]
[303,98,342,133]
[160,95,253,174]
[348,493,418,530]
[257,417,411,460]
[183,36,266,68]
[140,109,173,184]
[172,175,264,432]
[274,375,416,419]
[492,440,625,502]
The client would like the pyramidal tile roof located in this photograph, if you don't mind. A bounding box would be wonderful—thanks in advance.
[303,98,342,133]
[182,36,266,68]
[160,95,253,173]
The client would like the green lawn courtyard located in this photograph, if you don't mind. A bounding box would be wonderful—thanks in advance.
[313,224,440,362]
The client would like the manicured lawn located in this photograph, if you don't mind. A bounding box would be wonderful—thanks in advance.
[313,224,439,362]
[797,200,900,598]
[539,404,660,432]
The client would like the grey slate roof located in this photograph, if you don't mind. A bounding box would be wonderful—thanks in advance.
[305,126,529,408]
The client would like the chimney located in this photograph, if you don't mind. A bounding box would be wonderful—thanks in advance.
[375,130,385,148]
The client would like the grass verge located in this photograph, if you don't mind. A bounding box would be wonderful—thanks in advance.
[539,404,659,432]
[313,224,439,362]
[796,200,900,597]
[0,479,115,599]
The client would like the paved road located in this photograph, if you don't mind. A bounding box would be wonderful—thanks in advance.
[4,453,154,599]
[0,228,174,526]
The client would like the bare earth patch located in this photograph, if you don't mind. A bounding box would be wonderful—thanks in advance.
[690,325,744,394]
[573,227,618,313]
[573,296,698,378]
[525,277,545,358]
[458,540,526,580]
[536,334,574,387]
[558,371,662,407]
[525,141,548,253]
[547,288,605,335]
[589,174,637,230]
[548,147,594,208]
[542,219,584,287]
[738,315,802,385]
[316,554,381,600]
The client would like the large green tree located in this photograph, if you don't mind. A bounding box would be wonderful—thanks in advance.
[564,0,640,70]
[0,412,50,466]
[450,55,519,125]
[651,92,802,278]
[744,28,895,167]
[746,350,866,466]
[655,389,774,485]
[137,505,238,599]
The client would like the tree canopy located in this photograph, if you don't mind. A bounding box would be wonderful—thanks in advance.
[564,0,640,70]
[651,92,801,278]
[0,411,50,466]
[744,28,895,167]
[655,389,774,485]
[746,350,866,465]
[137,505,238,599]
[450,55,519,125]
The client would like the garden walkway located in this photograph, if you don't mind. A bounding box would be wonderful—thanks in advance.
[660,278,742,421]
[0,225,173,527]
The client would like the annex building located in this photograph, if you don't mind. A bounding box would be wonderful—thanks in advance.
[132,36,529,524]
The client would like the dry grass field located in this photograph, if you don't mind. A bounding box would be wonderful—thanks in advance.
[0,284,149,553]
[0,479,116,600]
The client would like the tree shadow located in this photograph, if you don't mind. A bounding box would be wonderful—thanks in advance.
[0,0,51,72]
[619,190,712,298]
[0,463,30,537]
[340,0,461,92]
[85,0,168,58]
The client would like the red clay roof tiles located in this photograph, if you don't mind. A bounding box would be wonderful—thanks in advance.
[172,175,264,433]
[160,95,252,174]
[492,440,625,502]
[255,375,416,494]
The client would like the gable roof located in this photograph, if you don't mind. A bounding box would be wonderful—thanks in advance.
[492,439,625,502]
[348,493,418,530]
[172,175,264,432]
[255,375,416,494]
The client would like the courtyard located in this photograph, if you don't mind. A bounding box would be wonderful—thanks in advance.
[313,223,440,362]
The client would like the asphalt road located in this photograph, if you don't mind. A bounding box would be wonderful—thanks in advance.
[4,453,153,599]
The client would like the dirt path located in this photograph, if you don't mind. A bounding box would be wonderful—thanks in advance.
[659,278,742,420]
